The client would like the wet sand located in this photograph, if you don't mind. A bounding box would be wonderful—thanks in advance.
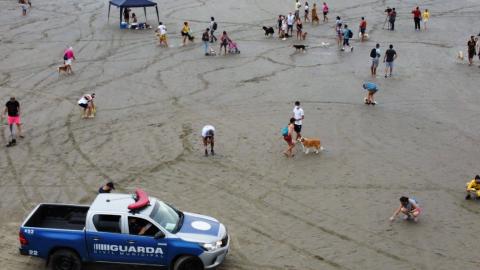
[1,0,480,269]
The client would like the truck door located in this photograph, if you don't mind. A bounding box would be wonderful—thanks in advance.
[125,216,168,266]
[86,214,136,263]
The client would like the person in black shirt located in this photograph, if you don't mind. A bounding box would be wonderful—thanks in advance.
[383,44,397,78]
[467,36,477,66]
[98,182,115,193]
[2,97,23,146]
[388,8,396,31]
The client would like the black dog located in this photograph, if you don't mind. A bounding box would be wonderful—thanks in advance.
[263,26,274,37]
[293,45,308,52]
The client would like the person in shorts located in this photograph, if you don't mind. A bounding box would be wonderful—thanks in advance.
[383,44,397,77]
[322,2,329,22]
[2,96,24,146]
[304,2,309,23]
[292,101,304,141]
[362,82,378,105]
[202,125,215,156]
[342,24,353,52]
[390,196,422,223]
[156,22,168,47]
[370,43,381,76]
[359,17,367,42]
[78,93,95,118]
[283,118,296,158]
[294,0,301,19]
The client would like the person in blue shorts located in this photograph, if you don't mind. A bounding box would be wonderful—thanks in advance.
[362,82,378,105]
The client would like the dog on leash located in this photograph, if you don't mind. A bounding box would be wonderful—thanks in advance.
[57,64,71,74]
[298,137,324,154]
[457,51,464,61]
[302,32,308,40]
[293,44,308,52]
[263,26,275,37]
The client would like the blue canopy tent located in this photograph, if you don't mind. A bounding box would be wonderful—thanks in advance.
[108,0,159,25]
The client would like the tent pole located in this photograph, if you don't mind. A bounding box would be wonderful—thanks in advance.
[156,5,159,24]
[107,3,111,23]
[144,7,147,22]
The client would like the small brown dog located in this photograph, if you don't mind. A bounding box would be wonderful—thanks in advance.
[302,32,308,40]
[298,137,323,154]
[58,64,71,74]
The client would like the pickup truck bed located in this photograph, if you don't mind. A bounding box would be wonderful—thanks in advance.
[24,204,89,230]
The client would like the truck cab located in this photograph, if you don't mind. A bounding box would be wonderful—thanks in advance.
[19,190,229,270]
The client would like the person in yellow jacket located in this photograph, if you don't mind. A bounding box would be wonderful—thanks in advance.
[422,9,430,31]
[465,175,480,200]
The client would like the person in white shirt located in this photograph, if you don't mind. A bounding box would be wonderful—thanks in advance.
[78,93,95,119]
[209,17,217,43]
[156,22,168,47]
[292,101,304,141]
[287,13,295,36]
[201,125,215,156]
[294,0,301,19]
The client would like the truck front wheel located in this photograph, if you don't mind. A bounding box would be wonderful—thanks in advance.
[49,249,82,270]
[173,256,203,270]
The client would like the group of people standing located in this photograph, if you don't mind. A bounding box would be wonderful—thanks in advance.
[277,1,329,39]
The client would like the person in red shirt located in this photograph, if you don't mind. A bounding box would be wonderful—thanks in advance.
[359,17,367,41]
[412,6,421,31]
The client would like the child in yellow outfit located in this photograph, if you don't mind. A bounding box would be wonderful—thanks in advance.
[465,175,480,200]
[422,9,430,30]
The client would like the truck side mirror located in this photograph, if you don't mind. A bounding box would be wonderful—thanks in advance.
[154,231,165,239]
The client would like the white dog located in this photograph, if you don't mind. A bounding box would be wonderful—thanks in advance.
[457,51,464,61]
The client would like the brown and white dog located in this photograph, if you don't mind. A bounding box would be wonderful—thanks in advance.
[297,137,324,154]
[58,64,72,74]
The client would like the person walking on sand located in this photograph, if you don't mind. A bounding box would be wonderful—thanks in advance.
[342,24,353,52]
[282,118,296,158]
[20,0,28,16]
[389,8,397,31]
[156,22,168,47]
[412,6,422,31]
[287,12,295,36]
[390,196,422,222]
[465,175,480,200]
[322,2,329,22]
[98,181,115,193]
[201,125,215,156]
[2,97,24,147]
[202,28,210,55]
[359,17,367,42]
[370,43,381,76]
[294,0,301,19]
[384,44,397,77]
[336,23,343,48]
[292,101,304,141]
[362,82,378,105]
[64,46,75,74]
[467,36,476,66]
[422,9,430,31]
[296,17,303,40]
[181,21,194,46]
[311,3,320,25]
[304,2,310,23]
[209,17,218,43]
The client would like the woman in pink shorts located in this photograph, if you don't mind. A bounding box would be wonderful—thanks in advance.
[3,97,23,146]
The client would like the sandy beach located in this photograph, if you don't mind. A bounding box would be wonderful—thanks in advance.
[1,0,480,269]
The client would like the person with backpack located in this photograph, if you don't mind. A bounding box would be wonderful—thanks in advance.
[389,8,397,31]
[202,28,210,55]
[282,118,296,158]
[209,17,217,43]
[370,43,381,76]
[342,24,353,52]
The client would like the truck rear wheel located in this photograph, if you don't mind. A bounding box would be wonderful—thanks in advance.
[173,256,203,270]
[49,249,81,270]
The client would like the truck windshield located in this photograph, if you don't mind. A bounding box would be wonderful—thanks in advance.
[150,201,180,233]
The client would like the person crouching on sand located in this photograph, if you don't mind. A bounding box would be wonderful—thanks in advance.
[363,82,378,105]
[283,118,296,158]
[465,175,480,200]
[202,125,215,156]
[390,196,422,222]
